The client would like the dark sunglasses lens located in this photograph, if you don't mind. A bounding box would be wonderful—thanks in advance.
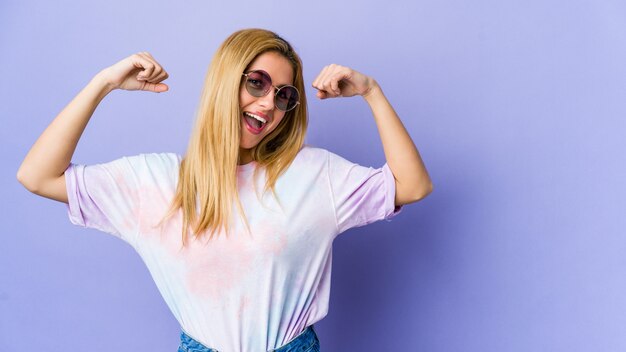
[275,86,299,111]
[245,71,271,97]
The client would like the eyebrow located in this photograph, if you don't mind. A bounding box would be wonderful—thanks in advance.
[247,68,293,87]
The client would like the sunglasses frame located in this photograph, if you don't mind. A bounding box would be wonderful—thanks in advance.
[242,70,300,112]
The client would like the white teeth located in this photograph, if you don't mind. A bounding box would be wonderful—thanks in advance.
[244,112,267,124]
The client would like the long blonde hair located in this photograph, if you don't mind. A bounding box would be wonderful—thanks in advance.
[157,28,307,244]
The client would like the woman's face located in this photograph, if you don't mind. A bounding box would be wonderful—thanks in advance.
[239,51,294,164]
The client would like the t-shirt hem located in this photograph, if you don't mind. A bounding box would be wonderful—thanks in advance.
[64,163,86,227]
[382,163,403,220]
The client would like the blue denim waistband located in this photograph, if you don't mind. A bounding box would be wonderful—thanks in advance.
[178,325,319,352]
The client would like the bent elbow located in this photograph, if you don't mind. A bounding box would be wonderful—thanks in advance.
[17,168,42,194]
[397,183,433,206]
[17,174,38,194]
[411,182,433,202]
[16,168,32,190]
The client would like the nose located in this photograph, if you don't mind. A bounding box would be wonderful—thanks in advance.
[257,88,276,110]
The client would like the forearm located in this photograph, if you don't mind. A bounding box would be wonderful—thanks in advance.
[17,72,113,190]
[363,82,433,204]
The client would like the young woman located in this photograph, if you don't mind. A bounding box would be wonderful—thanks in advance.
[17,29,432,352]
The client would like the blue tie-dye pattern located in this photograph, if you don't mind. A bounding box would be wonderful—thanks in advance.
[65,146,399,352]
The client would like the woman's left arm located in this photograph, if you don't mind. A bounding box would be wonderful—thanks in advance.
[312,64,433,206]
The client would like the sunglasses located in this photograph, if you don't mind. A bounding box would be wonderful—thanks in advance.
[242,70,300,112]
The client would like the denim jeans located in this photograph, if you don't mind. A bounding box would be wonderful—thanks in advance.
[178,325,320,352]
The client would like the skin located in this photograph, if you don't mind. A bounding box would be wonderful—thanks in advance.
[17,49,433,207]
[238,51,292,165]
[311,64,433,206]
[241,55,434,206]
[16,52,168,203]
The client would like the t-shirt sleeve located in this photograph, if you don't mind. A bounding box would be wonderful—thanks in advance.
[64,155,143,245]
[326,150,403,235]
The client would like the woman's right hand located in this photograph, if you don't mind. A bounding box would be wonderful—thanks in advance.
[98,52,169,93]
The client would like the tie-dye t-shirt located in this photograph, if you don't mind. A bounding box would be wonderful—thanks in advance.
[64,145,401,352]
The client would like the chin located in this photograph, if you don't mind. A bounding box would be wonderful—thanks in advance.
[240,140,259,150]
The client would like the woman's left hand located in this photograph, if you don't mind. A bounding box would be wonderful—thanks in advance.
[312,64,377,99]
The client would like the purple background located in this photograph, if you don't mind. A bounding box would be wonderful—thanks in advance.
[2,0,626,351]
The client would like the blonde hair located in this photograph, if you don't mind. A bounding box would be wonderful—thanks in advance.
[156,28,307,244]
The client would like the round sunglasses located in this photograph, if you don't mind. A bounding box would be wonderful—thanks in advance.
[242,70,300,112]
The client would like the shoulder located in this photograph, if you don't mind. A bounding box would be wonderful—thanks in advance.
[276,145,331,181]
[135,152,182,168]
[291,145,363,172]
[295,145,362,168]
[111,152,179,169]
[293,144,331,165]
[108,152,181,180]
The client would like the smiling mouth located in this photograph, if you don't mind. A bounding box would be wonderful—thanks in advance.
[243,112,268,134]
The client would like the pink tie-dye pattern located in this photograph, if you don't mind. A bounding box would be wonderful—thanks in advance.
[110,171,140,233]
[253,218,289,256]
[182,234,256,300]
[177,214,289,300]
[65,148,400,352]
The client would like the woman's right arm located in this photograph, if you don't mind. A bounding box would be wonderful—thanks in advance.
[16,52,169,203]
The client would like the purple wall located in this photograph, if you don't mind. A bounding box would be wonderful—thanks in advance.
[2,0,626,351]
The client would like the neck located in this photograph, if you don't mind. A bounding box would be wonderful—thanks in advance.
[238,149,253,165]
